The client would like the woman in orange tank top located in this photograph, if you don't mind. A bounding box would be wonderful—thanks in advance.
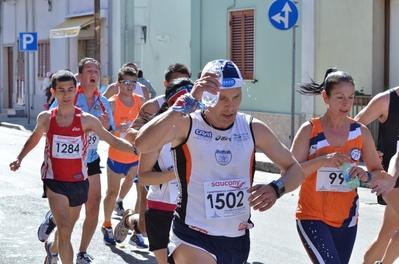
[290,68,395,264]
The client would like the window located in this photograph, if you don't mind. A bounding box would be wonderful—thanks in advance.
[38,41,50,78]
[229,9,254,80]
[78,39,95,62]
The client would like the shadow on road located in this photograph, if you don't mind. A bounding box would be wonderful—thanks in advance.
[109,245,157,263]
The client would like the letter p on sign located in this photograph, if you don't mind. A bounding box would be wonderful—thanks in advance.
[19,32,38,51]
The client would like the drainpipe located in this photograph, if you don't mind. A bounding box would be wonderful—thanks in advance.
[31,0,35,114]
[25,0,31,121]
[108,0,113,78]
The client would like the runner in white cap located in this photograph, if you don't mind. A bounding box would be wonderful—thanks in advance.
[135,59,305,264]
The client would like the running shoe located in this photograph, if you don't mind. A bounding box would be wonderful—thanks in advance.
[76,252,95,264]
[38,210,56,242]
[129,233,149,249]
[101,226,116,245]
[114,201,125,216]
[44,240,59,264]
[114,209,135,243]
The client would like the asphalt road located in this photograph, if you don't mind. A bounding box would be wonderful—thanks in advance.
[0,126,396,263]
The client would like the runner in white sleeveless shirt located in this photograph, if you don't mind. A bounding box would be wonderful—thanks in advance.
[135,60,305,264]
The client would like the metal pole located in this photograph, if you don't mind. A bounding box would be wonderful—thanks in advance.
[290,26,297,147]
[26,0,30,124]
[94,0,101,62]
[27,53,30,123]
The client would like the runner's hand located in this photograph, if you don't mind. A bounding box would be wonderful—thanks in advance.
[9,159,21,171]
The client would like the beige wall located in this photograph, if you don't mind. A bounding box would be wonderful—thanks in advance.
[244,111,300,148]
[314,0,385,116]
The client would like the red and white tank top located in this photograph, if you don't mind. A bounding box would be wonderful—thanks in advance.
[41,107,89,182]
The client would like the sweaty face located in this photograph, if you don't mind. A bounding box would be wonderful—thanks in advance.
[78,62,100,89]
[206,88,242,129]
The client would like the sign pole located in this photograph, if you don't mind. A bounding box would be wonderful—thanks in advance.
[290,26,297,147]
[19,32,37,124]
[268,0,299,146]
[26,52,30,124]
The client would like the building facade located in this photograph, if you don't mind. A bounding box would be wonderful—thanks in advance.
[1,0,397,147]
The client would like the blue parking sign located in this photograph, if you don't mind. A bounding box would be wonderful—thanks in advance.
[19,32,38,51]
[268,0,298,30]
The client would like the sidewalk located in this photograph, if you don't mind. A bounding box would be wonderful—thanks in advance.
[0,116,280,173]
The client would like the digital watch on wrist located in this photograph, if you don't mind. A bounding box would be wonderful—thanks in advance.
[268,180,285,198]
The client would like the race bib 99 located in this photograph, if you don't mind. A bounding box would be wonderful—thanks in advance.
[316,166,352,192]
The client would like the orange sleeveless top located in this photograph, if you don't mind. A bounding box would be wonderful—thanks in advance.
[296,117,362,228]
[108,94,141,163]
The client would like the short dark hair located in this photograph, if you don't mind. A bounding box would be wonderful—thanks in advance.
[164,63,191,83]
[122,62,138,70]
[78,57,100,73]
[117,67,137,82]
[51,70,77,89]
[137,69,143,78]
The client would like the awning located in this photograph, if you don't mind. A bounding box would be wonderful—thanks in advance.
[49,15,94,38]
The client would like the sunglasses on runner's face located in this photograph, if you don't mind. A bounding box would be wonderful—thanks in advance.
[120,80,137,86]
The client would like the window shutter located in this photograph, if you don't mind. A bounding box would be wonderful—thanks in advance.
[244,11,254,78]
[230,10,254,80]
[38,41,50,78]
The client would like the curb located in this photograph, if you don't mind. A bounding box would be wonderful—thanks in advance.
[0,122,28,131]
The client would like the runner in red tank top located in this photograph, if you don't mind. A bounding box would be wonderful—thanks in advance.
[9,70,138,264]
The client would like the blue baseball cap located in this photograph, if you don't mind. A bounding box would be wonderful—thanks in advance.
[201,59,243,89]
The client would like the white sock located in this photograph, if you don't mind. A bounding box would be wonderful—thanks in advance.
[116,198,123,203]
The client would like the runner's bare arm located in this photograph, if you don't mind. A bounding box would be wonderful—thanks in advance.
[290,122,351,176]
[82,113,136,155]
[135,109,189,153]
[131,99,160,129]
[355,91,389,125]
[102,83,118,99]
[138,149,176,186]
[9,112,50,171]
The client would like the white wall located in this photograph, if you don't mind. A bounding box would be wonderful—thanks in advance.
[135,0,192,93]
